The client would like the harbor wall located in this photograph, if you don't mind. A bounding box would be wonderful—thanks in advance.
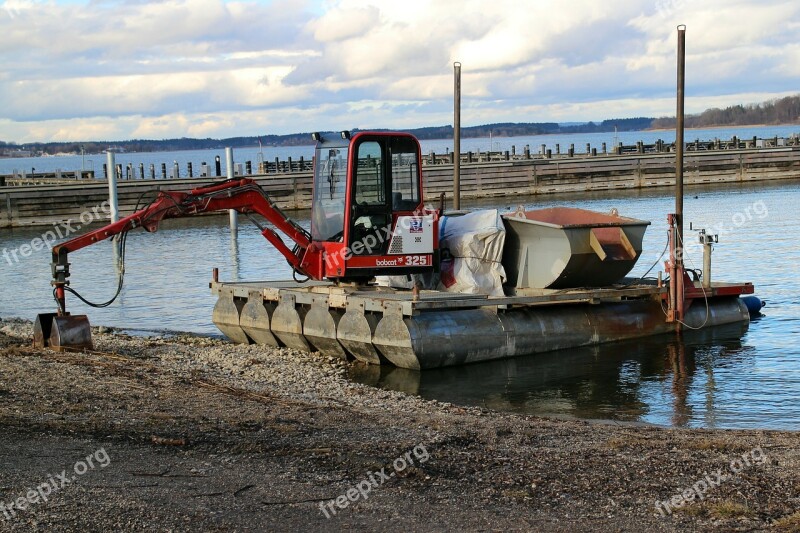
[2,147,799,228]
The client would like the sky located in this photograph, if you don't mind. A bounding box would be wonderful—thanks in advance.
[0,0,799,143]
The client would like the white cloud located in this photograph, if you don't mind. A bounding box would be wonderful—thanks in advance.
[0,0,799,142]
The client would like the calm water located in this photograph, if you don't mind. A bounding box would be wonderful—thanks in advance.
[1,179,798,429]
[2,125,799,176]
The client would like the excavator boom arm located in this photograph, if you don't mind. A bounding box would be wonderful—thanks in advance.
[50,178,322,312]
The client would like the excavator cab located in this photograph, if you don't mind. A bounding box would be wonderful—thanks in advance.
[311,131,439,280]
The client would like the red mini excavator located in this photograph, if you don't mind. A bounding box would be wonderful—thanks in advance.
[34,131,440,351]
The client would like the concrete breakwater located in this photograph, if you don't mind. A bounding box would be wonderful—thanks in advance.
[1,145,799,228]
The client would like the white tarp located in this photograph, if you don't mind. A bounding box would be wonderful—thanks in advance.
[376,209,506,296]
[437,209,506,296]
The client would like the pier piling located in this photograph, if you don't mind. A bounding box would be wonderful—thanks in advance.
[106,151,119,223]
[226,147,238,236]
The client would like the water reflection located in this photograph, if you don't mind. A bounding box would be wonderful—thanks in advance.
[349,323,751,428]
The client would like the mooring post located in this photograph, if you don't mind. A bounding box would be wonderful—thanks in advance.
[674,24,687,323]
[453,61,462,211]
[173,160,179,179]
[139,163,145,179]
[226,147,238,236]
[215,156,222,177]
[106,151,119,223]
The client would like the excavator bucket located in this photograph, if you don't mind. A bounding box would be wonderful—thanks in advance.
[33,313,93,351]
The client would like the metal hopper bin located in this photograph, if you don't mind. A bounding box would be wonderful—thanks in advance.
[502,207,651,291]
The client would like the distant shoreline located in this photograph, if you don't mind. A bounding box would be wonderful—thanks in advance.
[2,123,798,160]
[646,122,800,133]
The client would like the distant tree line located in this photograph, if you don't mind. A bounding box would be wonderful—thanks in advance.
[2,95,798,156]
[1,119,654,155]
[389,118,654,140]
[652,95,800,129]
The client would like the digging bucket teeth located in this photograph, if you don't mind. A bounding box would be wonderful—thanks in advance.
[33,313,93,351]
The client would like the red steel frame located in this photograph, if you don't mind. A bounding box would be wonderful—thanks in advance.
[50,179,325,315]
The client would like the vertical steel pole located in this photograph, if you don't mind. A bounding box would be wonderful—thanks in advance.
[453,62,462,211]
[106,151,119,223]
[675,24,687,323]
[676,25,686,254]
[226,147,238,235]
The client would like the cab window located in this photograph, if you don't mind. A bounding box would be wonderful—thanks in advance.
[389,137,420,211]
[311,144,348,241]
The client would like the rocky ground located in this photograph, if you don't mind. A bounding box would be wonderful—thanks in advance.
[0,316,798,532]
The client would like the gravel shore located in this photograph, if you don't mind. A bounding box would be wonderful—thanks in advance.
[0,316,798,532]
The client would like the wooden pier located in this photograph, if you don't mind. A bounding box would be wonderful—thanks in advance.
[2,142,800,228]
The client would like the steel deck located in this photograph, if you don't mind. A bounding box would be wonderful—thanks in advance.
[210,279,669,316]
